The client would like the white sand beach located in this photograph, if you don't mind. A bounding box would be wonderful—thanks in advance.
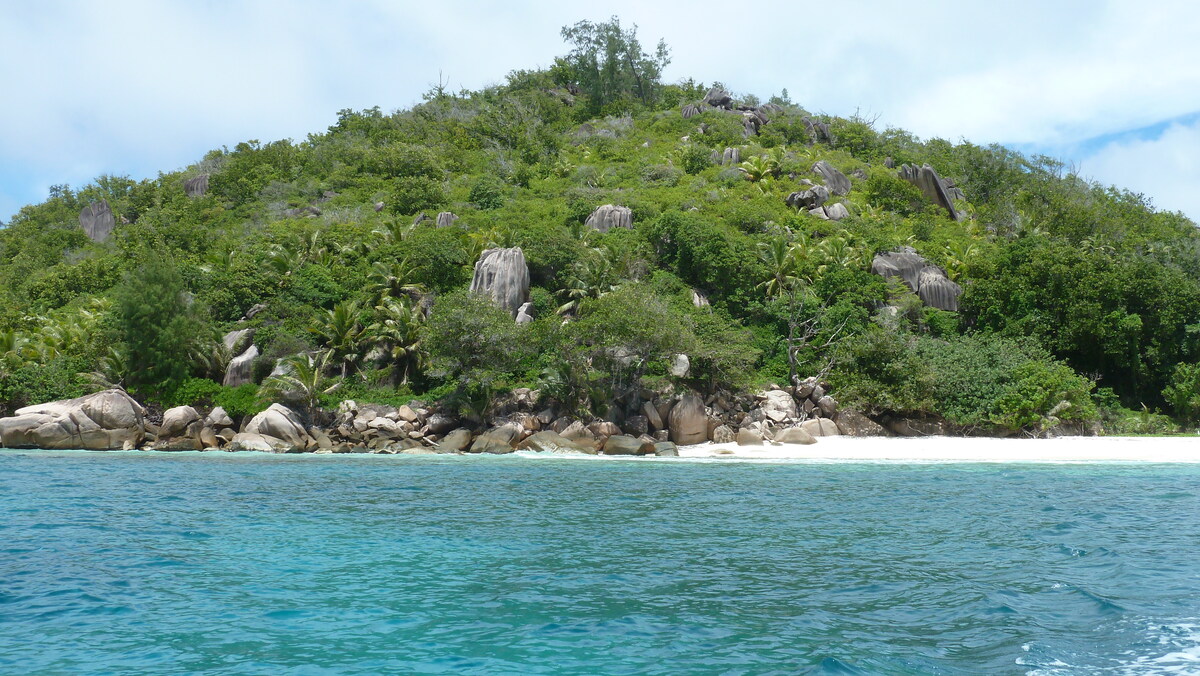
[674,435,1200,463]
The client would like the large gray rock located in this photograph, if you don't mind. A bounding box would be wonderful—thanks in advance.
[518,430,595,454]
[602,434,654,456]
[702,86,732,109]
[824,202,850,221]
[833,409,887,436]
[681,103,702,119]
[222,328,255,354]
[775,426,818,445]
[468,423,520,454]
[718,147,741,166]
[227,432,292,452]
[785,185,830,210]
[585,204,633,233]
[736,427,763,446]
[654,441,679,457]
[206,406,234,429]
[435,211,459,228]
[916,267,963,312]
[812,161,851,196]
[470,247,530,317]
[159,406,200,439]
[79,200,116,242]
[184,174,209,198]
[669,354,690,378]
[244,404,312,450]
[223,345,259,387]
[871,247,929,293]
[437,428,473,452]
[668,393,708,445]
[800,418,840,437]
[760,390,797,423]
[802,117,832,144]
[898,163,962,221]
[0,389,145,450]
[711,425,735,444]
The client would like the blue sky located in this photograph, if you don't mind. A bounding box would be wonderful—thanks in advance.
[2,0,1199,221]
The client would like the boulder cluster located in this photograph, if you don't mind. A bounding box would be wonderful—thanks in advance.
[0,379,891,454]
[871,247,963,312]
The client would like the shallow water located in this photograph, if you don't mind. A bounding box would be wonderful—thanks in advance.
[1,450,1198,674]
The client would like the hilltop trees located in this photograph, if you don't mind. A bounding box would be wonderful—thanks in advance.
[557,16,671,113]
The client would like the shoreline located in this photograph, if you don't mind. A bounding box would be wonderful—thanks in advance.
[3,436,1198,463]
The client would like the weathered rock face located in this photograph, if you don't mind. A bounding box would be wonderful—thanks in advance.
[206,406,234,429]
[823,202,850,221]
[184,174,209,197]
[518,430,595,454]
[802,116,833,144]
[760,390,798,423]
[437,428,473,453]
[470,247,530,316]
[800,418,840,437]
[668,393,708,445]
[602,434,654,456]
[717,147,741,165]
[871,247,929,293]
[515,302,534,324]
[833,409,886,436]
[870,248,962,311]
[711,425,735,444]
[681,103,702,119]
[916,267,963,312]
[435,211,459,228]
[898,163,962,221]
[79,200,116,242]
[160,406,200,439]
[0,389,145,450]
[227,432,292,452]
[585,204,633,233]
[223,328,255,354]
[244,404,312,451]
[469,423,520,454]
[654,441,679,457]
[775,426,817,445]
[702,86,733,109]
[223,345,259,387]
[669,354,690,378]
[812,161,851,196]
[736,427,763,446]
[785,185,830,210]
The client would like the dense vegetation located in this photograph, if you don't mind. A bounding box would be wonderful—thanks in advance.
[1,19,1196,434]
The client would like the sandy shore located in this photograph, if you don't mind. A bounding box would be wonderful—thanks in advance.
[674,435,1200,463]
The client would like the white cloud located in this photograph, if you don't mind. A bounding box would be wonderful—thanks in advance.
[1,0,1198,221]
[1080,120,1200,218]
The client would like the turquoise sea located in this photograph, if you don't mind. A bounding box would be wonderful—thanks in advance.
[1,451,1198,675]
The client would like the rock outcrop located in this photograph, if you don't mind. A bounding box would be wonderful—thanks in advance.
[702,86,733,109]
[585,204,633,233]
[898,163,963,221]
[469,247,530,316]
[812,161,851,196]
[871,247,962,311]
[223,345,259,387]
[786,185,830,210]
[0,389,145,450]
[244,404,313,451]
[668,393,708,445]
[184,174,209,197]
[79,200,116,242]
[435,211,459,228]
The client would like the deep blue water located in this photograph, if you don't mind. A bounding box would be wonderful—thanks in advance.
[1,451,1199,675]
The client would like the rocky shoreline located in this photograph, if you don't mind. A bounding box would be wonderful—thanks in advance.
[0,375,925,455]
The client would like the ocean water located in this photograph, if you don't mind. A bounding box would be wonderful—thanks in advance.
[1,451,1198,675]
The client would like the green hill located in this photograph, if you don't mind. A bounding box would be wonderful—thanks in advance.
[2,19,1197,435]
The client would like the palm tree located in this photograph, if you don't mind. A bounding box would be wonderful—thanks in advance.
[259,350,340,418]
[757,237,799,298]
[365,297,427,385]
[366,258,426,306]
[309,301,365,377]
[557,248,619,315]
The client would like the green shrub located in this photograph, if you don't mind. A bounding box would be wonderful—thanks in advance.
[388,176,445,215]
[468,175,508,210]
[213,384,269,420]
[165,377,223,407]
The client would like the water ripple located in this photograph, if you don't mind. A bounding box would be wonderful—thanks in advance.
[1,451,1198,674]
